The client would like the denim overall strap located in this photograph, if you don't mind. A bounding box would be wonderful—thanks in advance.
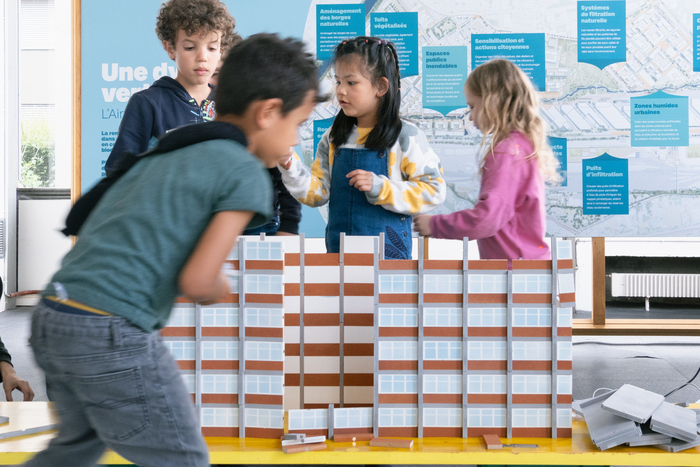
[326,147,412,259]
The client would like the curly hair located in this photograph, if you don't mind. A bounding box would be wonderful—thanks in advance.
[466,59,561,184]
[156,0,235,51]
[220,32,243,58]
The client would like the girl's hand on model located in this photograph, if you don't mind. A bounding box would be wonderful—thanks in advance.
[347,169,374,192]
[413,214,432,237]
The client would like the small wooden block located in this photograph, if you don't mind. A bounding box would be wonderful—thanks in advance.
[369,437,413,449]
[482,434,503,450]
[333,433,375,443]
[282,442,328,454]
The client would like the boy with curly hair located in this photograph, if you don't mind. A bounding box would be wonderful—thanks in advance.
[104,0,235,175]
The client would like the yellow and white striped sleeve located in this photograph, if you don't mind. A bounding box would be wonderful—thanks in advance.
[278,129,333,208]
[365,122,446,215]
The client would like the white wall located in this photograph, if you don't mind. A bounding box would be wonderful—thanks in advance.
[17,198,71,305]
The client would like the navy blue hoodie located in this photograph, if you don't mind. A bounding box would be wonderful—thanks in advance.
[104,76,215,175]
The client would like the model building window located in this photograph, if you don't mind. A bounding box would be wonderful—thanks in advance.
[226,245,239,260]
[467,341,507,360]
[245,241,283,260]
[467,307,507,327]
[512,408,551,428]
[202,307,239,327]
[513,274,551,293]
[556,239,572,259]
[245,275,283,294]
[246,374,283,395]
[424,307,462,327]
[557,307,573,327]
[378,374,418,393]
[424,274,462,293]
[512,374,551,394]
[334,407,372,429]
[378,408,417,427]
[512,307,551,327]
[378,307,418,327]
[467,374,506,394]
[424,341,461,360]
[222,263,240,293]
[557,341,572,360]
[558,273,575,294]
[378,341,418,360]
[245,408,284,429]
[168,306,195,327]
[425,374,462,393]
[423,408,462,427]
[468,274,507,293]
[202,374,238,394]
[512,341,551,360]
[202,340,238,360]
[164,340,195,360]
[288,409,328,430]
[245,341,284,361]
[181,373,196,393]
[202,407,238,427]
[557,374,572,395]
[245,308,284,327]
[467,408,506,427]
[557,408,572,428]
[379,274,418,293]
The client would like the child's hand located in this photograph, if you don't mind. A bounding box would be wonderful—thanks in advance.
[279,150,294,171]
[347,169,374,192]
[413,214,432,237]
[198,273,231,306]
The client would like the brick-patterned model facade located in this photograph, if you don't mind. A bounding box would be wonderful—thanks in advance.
[162,235,574,439]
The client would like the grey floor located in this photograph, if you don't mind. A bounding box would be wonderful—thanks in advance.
[2,304,699,405]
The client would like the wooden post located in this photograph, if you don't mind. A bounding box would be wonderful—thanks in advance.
[71,0,82,247]
[592,237,606,325]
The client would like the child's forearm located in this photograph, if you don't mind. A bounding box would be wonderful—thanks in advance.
[366,175,446,215]
[279,156,330,207]
[430,193,509,240]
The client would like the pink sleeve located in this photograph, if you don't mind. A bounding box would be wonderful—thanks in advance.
[430,141,523,240]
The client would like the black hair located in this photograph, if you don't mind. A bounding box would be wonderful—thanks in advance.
[215,33,325,116]
[330,36,402,150]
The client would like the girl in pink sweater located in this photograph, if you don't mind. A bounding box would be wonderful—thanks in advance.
[413,59,560,260]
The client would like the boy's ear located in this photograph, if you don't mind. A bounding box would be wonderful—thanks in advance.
[375,77,389,98]
[253,98,284,130]
[163,40,176,60]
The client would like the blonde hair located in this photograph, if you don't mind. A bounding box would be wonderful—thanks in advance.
[466,59,560,184]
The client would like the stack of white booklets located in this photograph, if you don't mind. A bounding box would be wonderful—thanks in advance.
[576,384,700,452]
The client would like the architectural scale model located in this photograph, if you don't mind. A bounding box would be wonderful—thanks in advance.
[161,235,575,439]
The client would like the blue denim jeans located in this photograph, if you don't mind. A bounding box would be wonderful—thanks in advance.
[24,301,208,467]
[243,215,280,236]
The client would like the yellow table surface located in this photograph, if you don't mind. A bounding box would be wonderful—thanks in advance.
[0,402,699,465]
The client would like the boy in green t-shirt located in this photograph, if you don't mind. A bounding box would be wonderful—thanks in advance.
[25,34,323,467]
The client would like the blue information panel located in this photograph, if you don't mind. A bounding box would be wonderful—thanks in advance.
[313,117,334,160]
[549,137,568,187]
[577,1,626,69]
[583,153,629,215]
[370,12,419,77]
[316,4,366,60]
[630,91,689,147]
[471,33,546,91]
[422,46,468,116]
[694,14,700,72]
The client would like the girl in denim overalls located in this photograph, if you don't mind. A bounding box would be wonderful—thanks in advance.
[280,37,446,259]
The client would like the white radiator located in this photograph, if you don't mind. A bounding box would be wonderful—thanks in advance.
[611,273,700,310]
